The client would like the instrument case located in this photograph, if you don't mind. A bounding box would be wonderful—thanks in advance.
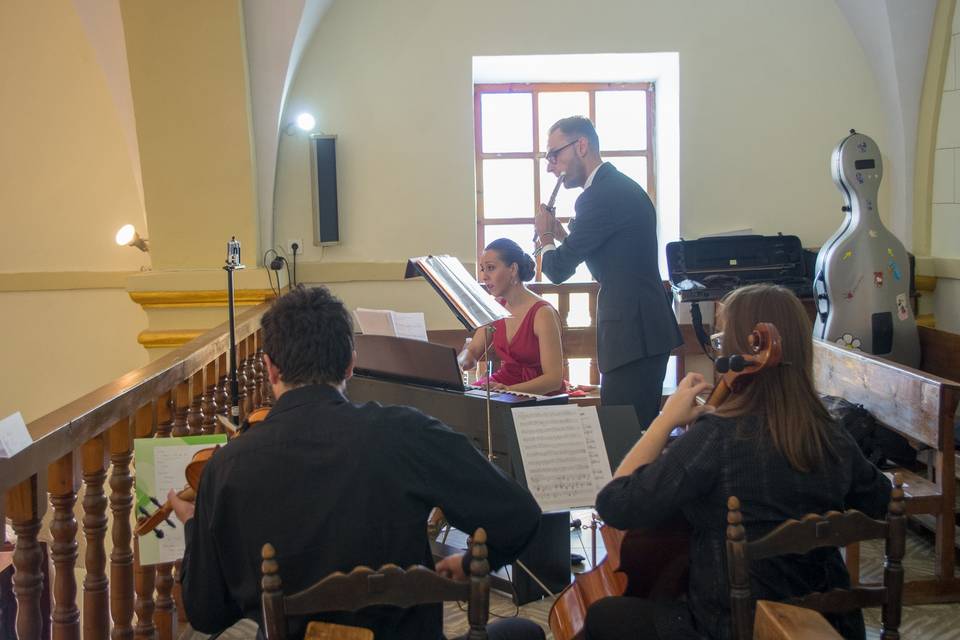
[666,234,811,303]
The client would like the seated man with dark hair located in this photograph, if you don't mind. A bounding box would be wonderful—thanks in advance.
[170,285,545,640]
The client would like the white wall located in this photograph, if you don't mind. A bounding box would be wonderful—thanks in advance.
[932,0,960,259]
[275,0,889,326]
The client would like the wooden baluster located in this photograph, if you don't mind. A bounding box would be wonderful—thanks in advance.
[109,417,135,640]
[49,453,80,640]
[201,361,218,434]
[558,291,571,383]
[7,475,45,640]
[245,336,260,409]
[216,353,230,418]
[186,371,204,435]
[132,404,156,640]
[81,435,109,639]
[588,288,600,385]
[236,341,249,423]
[171,382,190,438]
[153,394,176,640]
[255,341,271,407]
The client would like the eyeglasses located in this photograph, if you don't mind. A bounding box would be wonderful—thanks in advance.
[544,139,579,164]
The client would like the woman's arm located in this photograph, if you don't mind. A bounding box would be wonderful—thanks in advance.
[614,373,714,477]
[502,305,564,394]
[458,326,491,371]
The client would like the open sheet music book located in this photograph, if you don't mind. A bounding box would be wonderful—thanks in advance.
[354,308,429,341]
[510,405,613,512]
[405,255,510,331]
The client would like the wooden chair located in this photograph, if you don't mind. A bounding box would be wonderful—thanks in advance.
[725,475,905,640]
[261,528,491,640]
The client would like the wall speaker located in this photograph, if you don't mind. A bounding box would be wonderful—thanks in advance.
[310,134,340,245]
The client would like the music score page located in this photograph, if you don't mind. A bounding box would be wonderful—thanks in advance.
[511,405,612,512]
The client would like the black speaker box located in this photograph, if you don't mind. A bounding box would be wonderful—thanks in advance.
[310,135,340,245]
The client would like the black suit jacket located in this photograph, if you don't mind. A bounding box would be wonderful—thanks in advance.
[180,384,541,639]
[541,162,682,372]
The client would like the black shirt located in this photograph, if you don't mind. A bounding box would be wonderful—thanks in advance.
[180,384,541,639]
[596,413,891,640]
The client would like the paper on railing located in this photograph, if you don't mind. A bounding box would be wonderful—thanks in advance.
[405,255,510,331]
[0,411,32,458]
[510,405,612,512]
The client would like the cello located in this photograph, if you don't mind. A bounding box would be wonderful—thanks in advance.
[548,322,782,640]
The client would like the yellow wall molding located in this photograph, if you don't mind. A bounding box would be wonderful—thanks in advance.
[137,329,204,348]
[0,271,135,292]
[917,314,936,328]
[129,289,277,309]
[915,275,938,292]
[912,0,956,256]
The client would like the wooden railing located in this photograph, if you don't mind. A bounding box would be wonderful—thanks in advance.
[1,303,273,640]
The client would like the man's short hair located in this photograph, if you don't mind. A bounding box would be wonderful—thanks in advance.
[549,116,600,152]
[260,285,354,386]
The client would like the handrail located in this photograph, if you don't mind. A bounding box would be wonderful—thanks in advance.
[0,302,271,495]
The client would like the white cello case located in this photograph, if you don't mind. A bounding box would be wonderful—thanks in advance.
[813,130,919,367]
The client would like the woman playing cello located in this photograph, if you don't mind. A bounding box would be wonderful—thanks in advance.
[585,284,892,640]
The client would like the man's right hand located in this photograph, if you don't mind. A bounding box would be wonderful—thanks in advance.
[435,553,467,581]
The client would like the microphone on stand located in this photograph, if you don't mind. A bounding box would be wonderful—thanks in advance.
[223,236,246,426]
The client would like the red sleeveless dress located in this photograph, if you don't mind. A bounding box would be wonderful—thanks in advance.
[476,300,562,393]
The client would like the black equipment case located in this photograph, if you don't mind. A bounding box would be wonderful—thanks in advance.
[666,234,812,303]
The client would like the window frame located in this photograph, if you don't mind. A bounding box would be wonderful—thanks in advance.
[473,81,657,280]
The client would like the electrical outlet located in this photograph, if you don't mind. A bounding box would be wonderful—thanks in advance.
[287,239,303,255]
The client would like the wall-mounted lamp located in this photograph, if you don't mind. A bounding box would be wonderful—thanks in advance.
[284,112,316,135]
[115,224,149,252]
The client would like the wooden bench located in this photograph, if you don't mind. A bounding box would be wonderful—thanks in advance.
[813,338,960,604]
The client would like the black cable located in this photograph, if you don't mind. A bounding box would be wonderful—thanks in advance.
[291,243,298,286]
[284,259,293,291]
[262,250,279,297]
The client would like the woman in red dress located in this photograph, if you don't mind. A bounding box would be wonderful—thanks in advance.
[458,238,564,395]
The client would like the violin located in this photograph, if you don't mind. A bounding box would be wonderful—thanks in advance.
[135,406,270,537]
[548,323,782,640]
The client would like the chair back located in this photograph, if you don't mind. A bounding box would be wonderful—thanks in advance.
[261,528,490,640]
[725,474,905,640]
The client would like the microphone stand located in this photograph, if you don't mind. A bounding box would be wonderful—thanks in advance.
[224,237,246,426]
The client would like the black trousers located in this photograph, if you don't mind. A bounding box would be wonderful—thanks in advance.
[457,618,545,640]
[600,353,671,430]
[584,596,701,640]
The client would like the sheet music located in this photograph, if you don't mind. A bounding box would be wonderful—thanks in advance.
[391,312,428,341]
[0,411,32,458]
[511,405,612,512]
[405,255,510,331]
[133,434,227,566]
[354,308,396,337]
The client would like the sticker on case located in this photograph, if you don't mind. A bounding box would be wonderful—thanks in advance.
[896,294,910,321]
[842,250,853,261]
[844,276,863,300]
[869,230,878,238]
[888,259,901,280]
[874,272,884,287]
[836,333,863,351]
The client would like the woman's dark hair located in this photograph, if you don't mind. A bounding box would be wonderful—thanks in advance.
[260,285,354,386]
[484,238,536,282]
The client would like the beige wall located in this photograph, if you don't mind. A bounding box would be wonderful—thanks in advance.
[0,290,148,423]
[0,0,149,273]
[0,0,150,422]
[276,0,889,327]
